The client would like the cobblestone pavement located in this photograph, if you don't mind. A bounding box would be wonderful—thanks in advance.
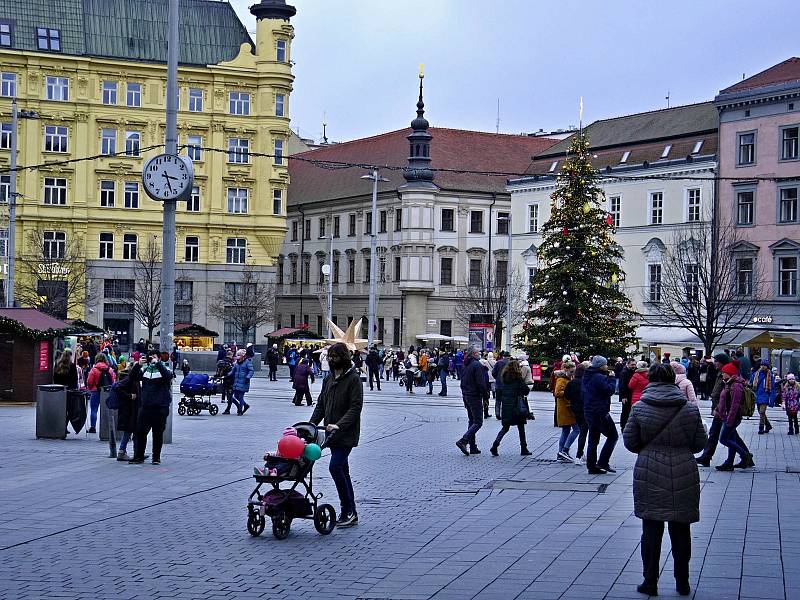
[1,374,798,600]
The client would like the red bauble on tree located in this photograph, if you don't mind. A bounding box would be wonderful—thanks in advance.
[562,227,569,236]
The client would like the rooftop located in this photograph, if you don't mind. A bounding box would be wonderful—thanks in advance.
[0,308,70,333]
[719,57,800,95]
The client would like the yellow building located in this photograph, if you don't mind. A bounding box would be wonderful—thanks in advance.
[0,0,296,349]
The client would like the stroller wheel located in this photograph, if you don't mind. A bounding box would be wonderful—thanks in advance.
[247,514,265,537]
[177,405,186,416]
[271,511,291,540]
[314,504,336,535]
[209,404,219,416]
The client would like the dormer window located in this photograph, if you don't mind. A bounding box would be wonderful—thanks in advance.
[692,140,704,154]
[36,27,60,51]
[620,151,630,164]
[548,161,558,173]
[661,145,672,159]
[0,22,13,47]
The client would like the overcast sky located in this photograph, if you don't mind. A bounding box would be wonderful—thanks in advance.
[231,0,799,143]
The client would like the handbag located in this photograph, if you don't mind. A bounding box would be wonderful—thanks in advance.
[514,395,531,419]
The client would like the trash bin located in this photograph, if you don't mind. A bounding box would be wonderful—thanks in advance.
[36,384,67,439]
[98,387,111,441]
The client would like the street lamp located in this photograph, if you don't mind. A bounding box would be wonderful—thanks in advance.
[497,214,513,353]
[361,170,389,347]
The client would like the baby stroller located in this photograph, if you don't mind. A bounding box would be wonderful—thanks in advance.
[178,373,222,416]
[246,422,337,540]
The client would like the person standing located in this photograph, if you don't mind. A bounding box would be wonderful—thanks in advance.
[618,358,636,431]
[53,349,79,391]
[427,355,439,396]
[736,349,752,380]
[266,344,280,381]
[623,363,708,597]
[490,359,531,456]
[696,353,731,467]
[582,356,618,475]
[492,351,510,419]
[292,358,315,406]
[116,359,142,461]
[672,362,698,405]
[784,374,799,434]
[86,354,116,434]
[404,351,418,394]
[287,346,298,381]
[715,362,755,470]
[566,362,588,464]
[627,361,650,406]
[310,342,363,527]
[383,350,393,382]
[455,347,489,455]
[437,350,450,396]
[129,351,174,465]
[751,361,774,434]
[454,349,464,380]
[229,349,253,415]
[554,361,580,462]
[366,346,382,391]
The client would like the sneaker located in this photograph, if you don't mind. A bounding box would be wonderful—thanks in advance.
[557,450,572,462]
[117,451,129,462]
[715,462,734,471]
[469,447,481,455]
[637,582,658,596]
[696,456,710,467]
[490,446,498,457]
[598,464,617,473]
[152,458,161,465]
[573,455,586,466]
[455,439,469,456]
[336,512,358,528]
[587,467,607,475]
[242,404,250,414]
[128,458,145,464]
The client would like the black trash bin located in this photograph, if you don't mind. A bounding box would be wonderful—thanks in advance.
[36,384,67,439]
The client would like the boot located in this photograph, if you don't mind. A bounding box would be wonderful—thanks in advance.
[696,456,710,467]
[490,445,498,457]
[520,447,532,456]
[469,446,481,455]
[734,454,755,469]
[637,582,658,596]
[715,462,734,471]
[758,428,765,435]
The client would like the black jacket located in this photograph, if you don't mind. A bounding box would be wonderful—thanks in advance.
[619,366,635,401]
[140,361,174,408]
[565,378,583,417]
[53,363,79,390]
[461,356,489,399]
[366,350,382,370]
[311,367,363,448]
[117,364,142,433]
[491,358,508,390]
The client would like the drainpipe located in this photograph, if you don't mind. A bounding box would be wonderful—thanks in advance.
[488,193,497,344]
[298,205,305,325]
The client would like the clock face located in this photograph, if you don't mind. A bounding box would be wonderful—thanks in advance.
[142,154,194,201]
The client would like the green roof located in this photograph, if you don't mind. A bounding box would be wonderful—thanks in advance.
[0,0,253,66]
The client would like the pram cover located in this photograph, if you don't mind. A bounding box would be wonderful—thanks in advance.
[180,373,218,395]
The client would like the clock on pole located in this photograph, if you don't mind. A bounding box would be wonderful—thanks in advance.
[142,153,194,201]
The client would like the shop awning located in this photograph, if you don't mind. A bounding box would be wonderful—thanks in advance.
[416,333,451,341]
[737,330,800,350]
[636,326,703,347]
[174,323,219,338]
[64,319,105,335]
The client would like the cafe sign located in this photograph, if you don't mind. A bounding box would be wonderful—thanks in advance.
[752,316,774,324]
[37,263,71,277]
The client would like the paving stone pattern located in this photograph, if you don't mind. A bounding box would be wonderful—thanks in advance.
[1,374,798,599]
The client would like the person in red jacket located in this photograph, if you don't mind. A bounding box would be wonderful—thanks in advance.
[86,353,116,434]
[715,363,754,471]
[627,361,650,405]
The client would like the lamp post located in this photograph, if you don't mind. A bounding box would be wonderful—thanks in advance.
[497,214,513,353]
[325,221,333,336]
[361,170,388,347]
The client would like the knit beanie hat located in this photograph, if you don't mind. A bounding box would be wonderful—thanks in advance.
[591,355,608,368]
[721,363,739,377]
[713,353,730,365]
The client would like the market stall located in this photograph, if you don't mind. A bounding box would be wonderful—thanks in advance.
[174,323,219,352]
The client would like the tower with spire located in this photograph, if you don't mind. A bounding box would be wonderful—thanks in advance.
[403,67,435,187]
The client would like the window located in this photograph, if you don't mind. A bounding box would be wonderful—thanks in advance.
[649,192,663,225]
[620,150,630,164]
[364,257,371,283]
[0,175,9,203]
[277,258,285,284]
[348,214,356,236]
[99,180,115,207]
[99,233,114,259]
[736,257,753,296]
[102,81,117,105]
[229,91,250,115]
[275,93,285,117]
[348,259,355,283]
[272,189,282,215]
[441,208,455,231]
[661,145,672,159]
[548,160,558,173]
[685,263,699,303]
[379,257,386,283]
[290,314,296,327]
[333,215,340,237]
[779,256,798,297]
[120,233,136,260]
[440,257,453,285]
[782,127,799,160]
[469,259,482,286]
[440,319,452,338]
[273,139,284,165]
[496,259,508,284]
[0,22,12,47]
[394,208,402,232]
[648,263,662,303]
[43,231,66,259]
[469,211,483,233]
[226,238,246,264]
[124,181,139,209]
[187,135,202,161]
[44,125,68,152]
[126,83,141,107]
[290,221,298,242]
[394,256,401,281]
[1,72,16,97]
[174,304,192,324]
[43,177,67,205]
[738,132,755,165]
[687,188,701,222]
[124,131,140,157]
[317,260,324,283]
[609,196,621,228]
[780,188,798,223]
[290,260,297,284]
[175,280,193,302]
[528,267,537,294]
[393,318,400,346]
[104,279,134,299]
[692,140,704,154]
[46,76,68,101]
[227,138,249,163]
[101,128,116,155]
[187,186,200,212]
[303,219,311,241]
[276,39,287,62]
[0,122,9,149]
[303,258,310,284]
[333,258,340,283]
[319,217,326,238]
[365,212,372,235]
[528,204,539,233]
[227,188,248,214]
[184,236,199,262]
[188,88,203,112]
[36,28,60,51]
[379,210,387,233]
[736,190,754,225]
[0,228,7,257]
[497,211,509,235]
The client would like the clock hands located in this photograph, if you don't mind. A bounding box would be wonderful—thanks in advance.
[161,171,176,194]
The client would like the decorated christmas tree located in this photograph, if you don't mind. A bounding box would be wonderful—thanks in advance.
[515,133,638,361]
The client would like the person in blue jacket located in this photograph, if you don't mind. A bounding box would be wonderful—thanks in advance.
[751,361,775,434]
[228,349,254,415]
[582,355,619,475]
[455,347,489,455]
[454,350,465,380]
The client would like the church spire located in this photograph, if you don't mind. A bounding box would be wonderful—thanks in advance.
[403,66,434,185]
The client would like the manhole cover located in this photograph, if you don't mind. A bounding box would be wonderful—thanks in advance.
[487,480,608,493]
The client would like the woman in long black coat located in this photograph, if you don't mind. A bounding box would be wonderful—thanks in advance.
[116,361,142,461]
[489,360,531,456]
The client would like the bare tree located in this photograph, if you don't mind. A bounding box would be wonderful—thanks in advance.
[647,223,768,355]
[454,266,529,349]
[15,228,95,319]
[208,265,276,343]
[134,237,161,344]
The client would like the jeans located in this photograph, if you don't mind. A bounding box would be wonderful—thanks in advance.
[233,389,248,413]
[790,412,799,434]
[493,423,527,451]
[368,368,381,390]
[758,403,771,431]
[559,423,580,452]
[587,413,618,469]
[119,430,132,453]
[641,519,691,587]
[439,370,448,395]
[460,396,483,448]
[699,415,722,459]
[329,447,355,516]
[405,370,415,392]
[224,387,241,413]
[134,405,169,462]
[720,418,750,462]
[575,413,589,458]
[89,390,101,428]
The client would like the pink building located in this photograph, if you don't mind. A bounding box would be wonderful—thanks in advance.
[716,58,800,335]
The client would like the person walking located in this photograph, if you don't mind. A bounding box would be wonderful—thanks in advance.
[672,362,698,405]
[751,361,775,434]
[454,349,464,380]
[623,363,708,597]
[228,349,253,415]
[492,351,510,419]
[404,351,418,394]
[455,347,489,455]
[714,362,755,470]
[695,353,731,467]
[53,349,79,391]
[86,354,116,434]
[437,351,450,396]
[736,349,752,380]
[627,361,650,406]
[554,361,580,462]
[427,356,439,396]
[292,358,315,406]
[366,346,382,391]
[566,362,589,464]
[115,359,142,461]
[784,374,799,434]
[383,350,393,382]
[266,344,280,381]
[310,342,363,527]
[618,358,636,431]
[129,351,174,465]
[490,359,531,456]
[582,356,618,475]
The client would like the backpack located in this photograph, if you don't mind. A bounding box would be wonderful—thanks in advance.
[105,379,129,409]
[740,385,756,418]
[404,358,412,369]
[98,367,113,390]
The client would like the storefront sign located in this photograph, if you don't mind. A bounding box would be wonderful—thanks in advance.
[37,263,71,277]
[752,316,774,324]
[468,313,494,352]
[38,340,49,371]
[530,364,542,381]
